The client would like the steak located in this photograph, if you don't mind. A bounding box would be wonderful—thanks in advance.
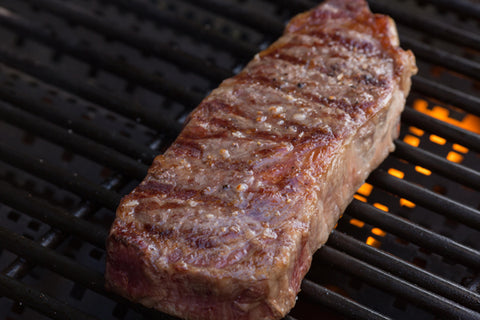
[105,0,417,319]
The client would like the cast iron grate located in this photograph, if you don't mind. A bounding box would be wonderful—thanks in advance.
[0,0,479,319]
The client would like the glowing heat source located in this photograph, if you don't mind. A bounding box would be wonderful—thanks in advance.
[413,99,480,134]
[351,98,479,246]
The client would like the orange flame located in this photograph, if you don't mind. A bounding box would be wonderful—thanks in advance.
[413,99,480,134]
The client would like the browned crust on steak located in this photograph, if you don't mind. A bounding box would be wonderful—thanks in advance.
[105,0,417,319]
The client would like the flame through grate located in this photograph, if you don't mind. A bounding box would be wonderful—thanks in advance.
[353,96,480,250]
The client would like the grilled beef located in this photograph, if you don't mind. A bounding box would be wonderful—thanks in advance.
[105,0,417,319]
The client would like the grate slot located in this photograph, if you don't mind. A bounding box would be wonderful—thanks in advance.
[328,230,480,312]
[300,279,391,320]
[0,48,181,133]
[0,180,107,248]
[0,81,157,163]
[348,200,480,269]
[0,273,99,320]
[402,107,480,152]
[0,7,204,107]
[104,0,257,59]
[0,141,121,210]
[393,140,480,190]
[368,170,480,230]
[316,246,480,319]
[0,100,148,180]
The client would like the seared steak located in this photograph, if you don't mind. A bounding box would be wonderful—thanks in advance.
[105,0,417,319]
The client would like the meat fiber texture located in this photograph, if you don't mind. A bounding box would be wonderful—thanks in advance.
[105,0,417,319]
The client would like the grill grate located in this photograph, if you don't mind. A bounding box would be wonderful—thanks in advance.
[0,0,479,319]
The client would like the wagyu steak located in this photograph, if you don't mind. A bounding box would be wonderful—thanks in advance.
[105,0,417,319]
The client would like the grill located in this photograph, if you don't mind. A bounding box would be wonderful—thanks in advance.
[0,0,479,319]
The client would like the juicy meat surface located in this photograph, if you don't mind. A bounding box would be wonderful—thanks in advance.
[105,0,417,319]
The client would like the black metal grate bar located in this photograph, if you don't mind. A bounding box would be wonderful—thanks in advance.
[10,0,478,138]
[0,82,157,163]
[0,273,100,320]
[1,133,161,281]
[421,0,480,21]
[316,246,480,319]
[2,174,123,280]
[0,169,394,320]
[0,220,363,320]
[0,162,404,319]
[400,36,480,82]
[367,0,480,51]
[175,0,480,119]
[301,279,391,320]
[0,7,205,107]
[0,227,177,320]
[21,0,231,82]
[411,77,480,118]
[0,48,181,133]
[181,0,284,35]
[180,0,480,84]
[328,230,480,312]
[104,0,257,59]
[9,0,478,128]
[268,0,480,52]
[347,200,480,269]
[0,141,121,210]
[1,154,476,316]
[0,1,478,319]
[0,226,105,295]
[1,135,162,280]
[368,170,480,230]
[0,100,149,180]
[393,140,480,190]
[0,180,107,248]
[402,106,480,153]
[4,103,476,320]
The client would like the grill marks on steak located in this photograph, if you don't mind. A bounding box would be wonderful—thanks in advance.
[106,0,417,319]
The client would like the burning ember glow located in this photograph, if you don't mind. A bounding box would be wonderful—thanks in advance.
[357,183,373,196]
[388,168,404,179]
[413,99,480,135]
[366,236,381,248]
[353,97,478,248]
